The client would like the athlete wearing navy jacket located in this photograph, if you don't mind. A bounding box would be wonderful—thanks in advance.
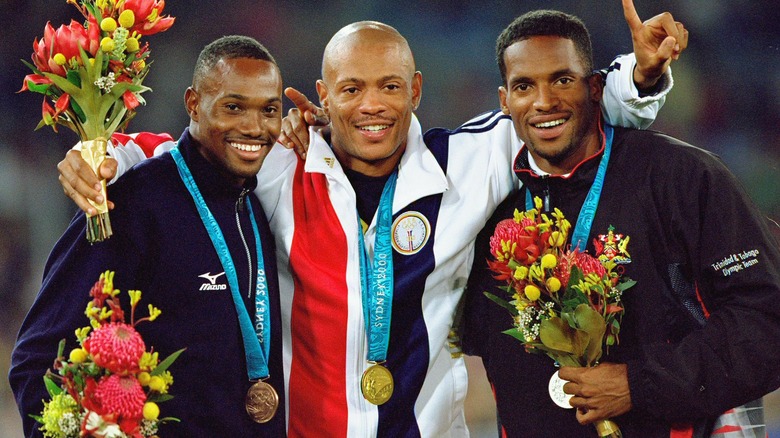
[10,37,287,437]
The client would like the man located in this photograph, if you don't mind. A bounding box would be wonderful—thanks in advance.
[55,5,683,436]
[461,9,780,437]
[10,36,287,437]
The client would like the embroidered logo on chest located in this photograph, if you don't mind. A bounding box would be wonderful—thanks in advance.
[593,225,631,264]
[198,271,227,291]
[391,212,431,255]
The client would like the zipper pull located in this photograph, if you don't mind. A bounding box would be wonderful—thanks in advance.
[237,188,250,212]
[541,175,551,213]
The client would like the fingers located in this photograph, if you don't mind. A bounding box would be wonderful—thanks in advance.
[674,22,689,59]
[58,150,102,215]
[284,87,316,114]
[280,108,310,158]
[99,157,118,181]
[622,0,643,33]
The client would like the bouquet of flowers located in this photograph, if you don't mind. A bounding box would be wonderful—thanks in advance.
[33,271,184,438]
[484,197,635,438]
[20,0,174,242]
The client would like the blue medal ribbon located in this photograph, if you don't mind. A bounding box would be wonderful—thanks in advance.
[357,170,398,362]
[525,124,614,251]
[171,146,271,380]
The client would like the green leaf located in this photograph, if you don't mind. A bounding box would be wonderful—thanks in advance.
[574,304,606,366]
[56,339,66,359]
[159,416,181,423]
[43,375,63,397]
[484,291,518,316]
[29,414,44,423]
[616,279,637,292]
[21,59,43,75]
[66,70,81,88]
[70,99,87,123]
[539,316,588,357]
[24,81,50,94]
[501,327,526,342]
[147,393,174,403]
[151,348,186,376]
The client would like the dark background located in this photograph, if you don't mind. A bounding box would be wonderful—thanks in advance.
[2,1,778,435]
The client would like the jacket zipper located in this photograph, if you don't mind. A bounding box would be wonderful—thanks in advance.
[540,175,551,213]
[235,188,254,299]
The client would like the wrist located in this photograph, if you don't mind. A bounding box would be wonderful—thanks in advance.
[633,65,663,96]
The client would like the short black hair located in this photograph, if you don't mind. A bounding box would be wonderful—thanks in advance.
[496,10,594,84]
[193,35,277,87]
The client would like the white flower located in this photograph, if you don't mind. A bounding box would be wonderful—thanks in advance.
[84,410,127,438]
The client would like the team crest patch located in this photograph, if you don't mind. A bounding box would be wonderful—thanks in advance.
[593,225,631,264]
[391,211,431,255]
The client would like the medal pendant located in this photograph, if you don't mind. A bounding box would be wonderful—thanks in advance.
[361,363,394,405]
[245,380,279,423]
[548,370,574,409]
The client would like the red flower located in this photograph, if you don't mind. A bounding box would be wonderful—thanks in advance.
[121,0,175,35]
[18,74,52,93]
[490,218,544,266]
[92,374,146,430]
[84,323,146,374]
[31,18,99,77]
[556,250,607,287]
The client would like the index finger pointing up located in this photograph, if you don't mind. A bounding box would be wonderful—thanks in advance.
[622,0,643,32]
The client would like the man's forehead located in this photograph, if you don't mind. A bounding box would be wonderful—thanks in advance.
[504,37,585,75]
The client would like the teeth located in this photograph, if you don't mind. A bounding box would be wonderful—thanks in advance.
[231,143,263,152]
[534,119,565,128]
[360,125,389,132]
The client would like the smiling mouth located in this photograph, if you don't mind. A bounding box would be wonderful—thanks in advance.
[533,118,566,129]
[229,142,266,152]
[358,124,390,132]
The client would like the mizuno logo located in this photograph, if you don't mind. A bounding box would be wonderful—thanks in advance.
[198,272,227,291]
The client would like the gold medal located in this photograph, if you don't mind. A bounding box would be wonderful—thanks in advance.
[245,380,279,423]
[361,363,394,405]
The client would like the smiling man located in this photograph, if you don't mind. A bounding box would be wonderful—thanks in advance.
[461,10,780,437]
[10,36,287,437]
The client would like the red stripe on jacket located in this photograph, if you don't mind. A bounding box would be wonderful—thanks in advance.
[287,159,350,437]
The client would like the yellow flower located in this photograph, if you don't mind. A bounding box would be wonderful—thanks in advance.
[541,254,557,270]
[53,53,67,66]
[100,17,118,32]
[546,277,562,293]
[101,37,115,53]
[529,264,544,281]
[138,371,151,386]
[143,402,160,420]
[40,393,78,436]
[148,304,162,321]
[75,326,91,342]
[125,37,140,52]
[524,285,541,301]
[533,196,543,210]
[513,266,528,280]
[119,10,135,28]
[69,348,88,363]
[128,290,142,307]
[548,231,565,247]
[149,375,167,393]
[139,351,159,370]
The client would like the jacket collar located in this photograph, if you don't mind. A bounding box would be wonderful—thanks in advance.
[175,128,258,199]
[513,117,607,189]
[304,114,449,213]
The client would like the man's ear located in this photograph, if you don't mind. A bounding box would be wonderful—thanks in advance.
[588,73,604,104]
[411,71,423,111]
[315,79,329,117]
[498,86,510,115]
[184,87,199,121]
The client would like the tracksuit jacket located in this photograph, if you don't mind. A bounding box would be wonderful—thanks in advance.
[9,130,287,437]
[462,124,780,437]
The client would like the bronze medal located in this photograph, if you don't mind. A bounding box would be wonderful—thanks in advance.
[361,363,394,405]
[245,380,279,423]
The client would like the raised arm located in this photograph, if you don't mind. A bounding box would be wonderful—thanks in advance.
[601,0,688,129]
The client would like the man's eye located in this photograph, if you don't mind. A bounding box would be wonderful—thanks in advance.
[516,84,529,91]
[226,103,240,111]
[345,87,358,94]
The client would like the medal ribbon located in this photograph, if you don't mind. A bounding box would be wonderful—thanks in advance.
[525,124,614,251]
[171,146,271,380]
[357,170,398,362]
